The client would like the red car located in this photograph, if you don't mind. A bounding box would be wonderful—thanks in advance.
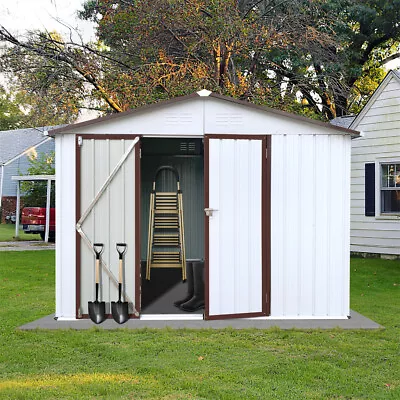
[21,207,56,241]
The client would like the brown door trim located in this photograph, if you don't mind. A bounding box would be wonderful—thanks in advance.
[134,140,141,317]
[75,135,81,318]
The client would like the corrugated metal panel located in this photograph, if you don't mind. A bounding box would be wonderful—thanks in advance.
[141,155,204,260]
[79,138,137,316]
[55,133,76,319]
[208,138,263,317]
[271,134,350,317]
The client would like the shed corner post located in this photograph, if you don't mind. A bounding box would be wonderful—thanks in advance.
[44,178,52,242]
[15,181,20,238]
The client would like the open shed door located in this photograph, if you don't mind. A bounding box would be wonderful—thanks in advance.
[204,135,269,320]
[76,135,141,319]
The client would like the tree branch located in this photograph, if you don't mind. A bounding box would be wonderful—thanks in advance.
[0,26,123,112]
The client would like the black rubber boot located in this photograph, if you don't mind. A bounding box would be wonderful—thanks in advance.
[180,261,204,312]
[173,261,194,308]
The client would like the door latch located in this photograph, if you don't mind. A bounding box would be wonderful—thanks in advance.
[204,208,217,217]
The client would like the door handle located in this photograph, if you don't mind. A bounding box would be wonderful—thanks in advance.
[204,208,218,217]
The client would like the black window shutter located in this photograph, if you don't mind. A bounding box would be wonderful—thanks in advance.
[365,163,375,216]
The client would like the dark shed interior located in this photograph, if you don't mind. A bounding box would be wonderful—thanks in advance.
[140,138,204,314]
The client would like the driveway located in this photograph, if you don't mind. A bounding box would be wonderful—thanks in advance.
[0,241,55,251]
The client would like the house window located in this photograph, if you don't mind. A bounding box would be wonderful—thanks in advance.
[381,163,400,213]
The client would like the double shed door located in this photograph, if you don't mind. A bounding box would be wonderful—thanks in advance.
[76,134,269,320]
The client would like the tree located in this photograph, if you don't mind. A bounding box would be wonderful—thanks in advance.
[321,0,400,117]
[275,0,400,118]
[74,0,400,118]
[77,0,338,115]
[0,30,89,125]
[21,151,55,207]
[1,0,399,121]
[1,1,336,119]
[0,85,27,130]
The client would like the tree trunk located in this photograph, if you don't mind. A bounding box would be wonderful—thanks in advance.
[334,92,350,118]
[213,41,233,88]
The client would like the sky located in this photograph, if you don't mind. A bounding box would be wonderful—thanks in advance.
[0,0,95,41]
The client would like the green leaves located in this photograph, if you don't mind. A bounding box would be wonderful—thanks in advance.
[0,86,27,130]
[20,151,55,207]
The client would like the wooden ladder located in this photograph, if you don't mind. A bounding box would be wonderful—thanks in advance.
[146,166,186,280]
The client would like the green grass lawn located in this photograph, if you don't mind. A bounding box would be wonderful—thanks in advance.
[0,223,41,242]
[0,252,399,399]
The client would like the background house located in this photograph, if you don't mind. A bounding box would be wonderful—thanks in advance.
[332,70,400,258]
[0,127,55,223]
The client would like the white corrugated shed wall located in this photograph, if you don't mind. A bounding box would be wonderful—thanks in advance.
[271,133,351,318]
[55,134,76,319]
[351,75,400,255]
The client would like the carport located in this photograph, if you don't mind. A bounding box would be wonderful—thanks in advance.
[11,174,55,242]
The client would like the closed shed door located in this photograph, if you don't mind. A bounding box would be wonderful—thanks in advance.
[205,135,268,320]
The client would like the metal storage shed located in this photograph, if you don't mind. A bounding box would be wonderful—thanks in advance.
[50,90,359,322]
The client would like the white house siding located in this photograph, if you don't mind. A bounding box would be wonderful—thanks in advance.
[271,134,351,318]
[350,74,400,256]
[55,134,76,319]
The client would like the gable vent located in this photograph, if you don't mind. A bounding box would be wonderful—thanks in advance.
[165,112,193,125]
[216,113,243,126]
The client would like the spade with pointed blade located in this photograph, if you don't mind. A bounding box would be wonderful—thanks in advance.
[112,243,129,324]
[88,243,106,324]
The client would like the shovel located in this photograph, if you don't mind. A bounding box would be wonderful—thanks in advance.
[111,243,129,324]
[88,243,106,324]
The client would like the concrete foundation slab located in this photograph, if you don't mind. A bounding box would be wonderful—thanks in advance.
[18,310,382,330]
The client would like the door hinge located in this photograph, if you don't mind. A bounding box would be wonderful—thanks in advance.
[266,148,268,159]
[140,148,142,158]
[77,136,83,147]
